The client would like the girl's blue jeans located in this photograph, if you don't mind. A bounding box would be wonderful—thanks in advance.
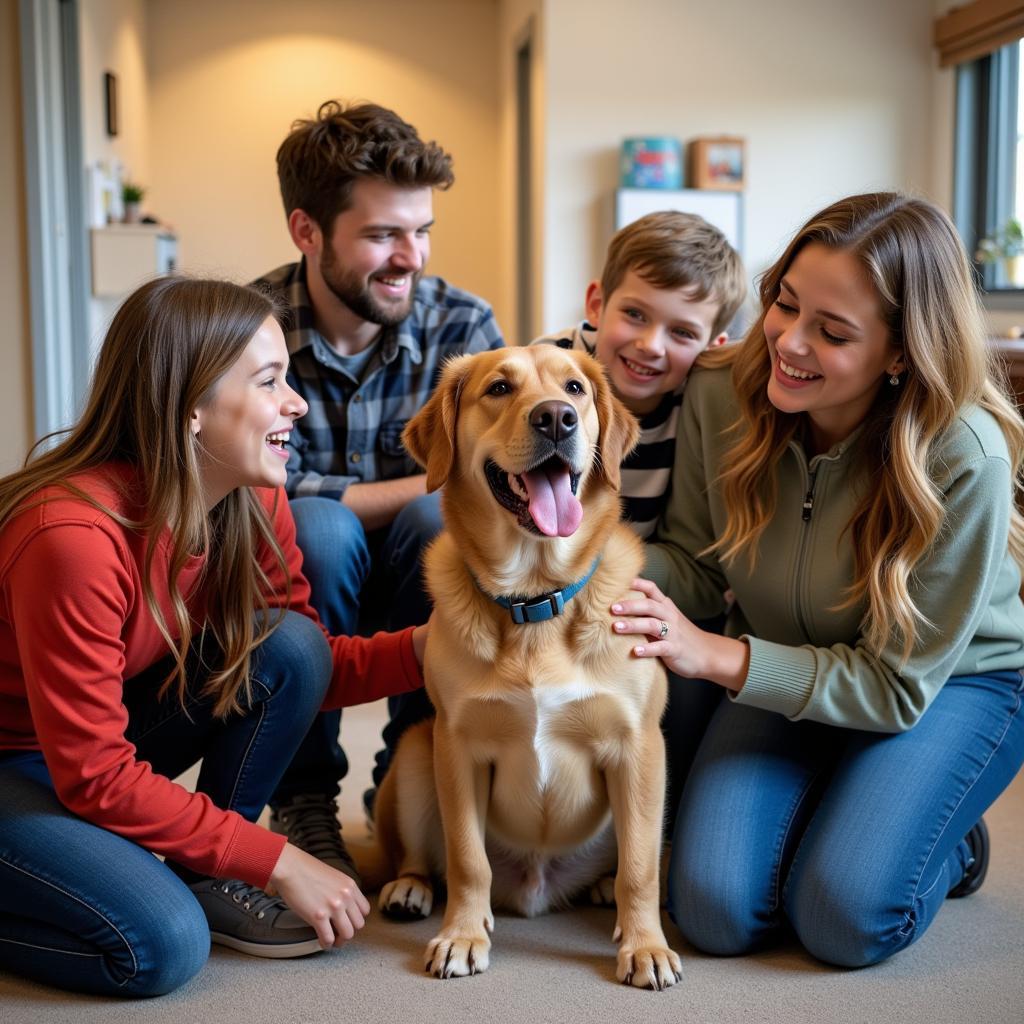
[666,669,1024,967]
[0,610,331,997]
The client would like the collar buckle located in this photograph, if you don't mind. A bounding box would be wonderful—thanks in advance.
[509,590,565,624]
[478,556,600,626]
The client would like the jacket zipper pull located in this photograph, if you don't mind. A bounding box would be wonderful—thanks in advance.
[802,472,817,522]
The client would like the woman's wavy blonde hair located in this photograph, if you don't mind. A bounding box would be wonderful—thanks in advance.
[0,275,289,716]
[702,192,1024,663]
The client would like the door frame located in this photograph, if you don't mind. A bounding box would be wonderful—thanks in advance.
[19,0,90,442]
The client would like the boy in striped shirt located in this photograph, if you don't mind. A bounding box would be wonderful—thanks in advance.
[536,210,746,821]
[535,211,745,538]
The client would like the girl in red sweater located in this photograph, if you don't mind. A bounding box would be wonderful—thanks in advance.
[0,276,426,996]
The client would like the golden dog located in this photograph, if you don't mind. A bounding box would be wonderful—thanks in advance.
[369,344,680,989]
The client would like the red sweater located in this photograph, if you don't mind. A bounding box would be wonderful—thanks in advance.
[0,464,423,887]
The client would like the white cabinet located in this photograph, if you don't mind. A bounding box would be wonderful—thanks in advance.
[615,188,742,255]
[90,225,178,298]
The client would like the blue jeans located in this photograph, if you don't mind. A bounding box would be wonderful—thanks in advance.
[661,672,724,832]
[666,670,1024,967]
[0,610,331,997]
[272,494,438,805]
[660,615,728,831]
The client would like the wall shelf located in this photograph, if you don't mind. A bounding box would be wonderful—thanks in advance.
[90,225,177,298]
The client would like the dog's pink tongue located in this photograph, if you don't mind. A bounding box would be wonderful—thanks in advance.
[522,465,582,537]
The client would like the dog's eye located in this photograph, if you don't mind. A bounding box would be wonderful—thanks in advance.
[564,379,585,396]
[486,379,511,397]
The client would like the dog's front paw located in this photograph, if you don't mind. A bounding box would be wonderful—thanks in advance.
[589,873,616,906]
[379,875,433,920]
[616,943,682,991]
[425,929,491,979]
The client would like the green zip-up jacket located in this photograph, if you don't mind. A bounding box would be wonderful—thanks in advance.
[645,364,1024,733]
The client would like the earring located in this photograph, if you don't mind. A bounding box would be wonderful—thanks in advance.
[889,373,901,386]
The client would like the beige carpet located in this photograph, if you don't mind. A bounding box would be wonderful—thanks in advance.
[2,698,1022,1024]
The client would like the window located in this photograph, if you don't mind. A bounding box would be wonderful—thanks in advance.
[955,41,1022,294]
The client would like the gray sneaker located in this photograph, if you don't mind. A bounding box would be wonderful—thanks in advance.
[269,793,362,886]
[189,878,321,959]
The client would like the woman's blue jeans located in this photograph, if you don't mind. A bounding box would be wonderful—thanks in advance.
[0,610,331,997]
[666,670,1024,967]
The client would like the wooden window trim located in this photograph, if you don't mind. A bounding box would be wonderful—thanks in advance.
[935,1,1024,66]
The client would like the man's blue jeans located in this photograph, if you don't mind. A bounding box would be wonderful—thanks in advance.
[0,610,331,997]
[666,669,1024,967]
[271,494,438,806]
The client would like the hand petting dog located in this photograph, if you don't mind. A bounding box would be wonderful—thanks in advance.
[612,578,750,692]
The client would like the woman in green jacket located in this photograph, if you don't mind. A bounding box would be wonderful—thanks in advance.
[612,192,1024,966]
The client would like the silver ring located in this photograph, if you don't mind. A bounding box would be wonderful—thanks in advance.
[658,620,669,640]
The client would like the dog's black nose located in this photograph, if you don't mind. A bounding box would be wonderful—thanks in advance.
[530,400,578,442]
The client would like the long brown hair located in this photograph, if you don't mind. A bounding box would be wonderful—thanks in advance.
[705,193,1024,662]
[0,276,290,716]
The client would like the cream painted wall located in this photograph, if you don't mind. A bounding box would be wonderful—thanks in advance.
[78,0,151,352]
[144,0,506,333]
[79,0,150,186]
[931,1,957,211]
[0,0,32,471]
[537,0,940,332]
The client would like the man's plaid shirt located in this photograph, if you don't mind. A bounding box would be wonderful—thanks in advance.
[252,260,504,499]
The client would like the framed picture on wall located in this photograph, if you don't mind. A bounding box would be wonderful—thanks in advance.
[687,136,745,191]
[105,71,118,137]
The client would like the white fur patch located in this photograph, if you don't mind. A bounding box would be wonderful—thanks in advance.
[533,681,595,786]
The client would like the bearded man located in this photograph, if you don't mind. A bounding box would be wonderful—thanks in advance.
[252,101,504,884]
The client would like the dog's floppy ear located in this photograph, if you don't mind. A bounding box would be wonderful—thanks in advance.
[580,352,640,491]
[402,354,474,492]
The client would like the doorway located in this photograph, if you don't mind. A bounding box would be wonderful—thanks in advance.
[515,23,534,342]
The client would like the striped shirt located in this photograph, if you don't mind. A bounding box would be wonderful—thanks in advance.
[251,261,504,498]
[533,322,682,539]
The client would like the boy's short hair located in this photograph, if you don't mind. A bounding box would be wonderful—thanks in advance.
[276,100,455,233]
[600,211,746,338]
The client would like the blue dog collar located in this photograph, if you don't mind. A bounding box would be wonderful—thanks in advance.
[480,557,601,624]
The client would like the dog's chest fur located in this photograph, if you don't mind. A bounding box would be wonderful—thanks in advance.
[424,527,659,854]
[430,627,651,852]
[529,680,600,785]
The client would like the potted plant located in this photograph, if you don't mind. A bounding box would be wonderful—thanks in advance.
[121,182,145,224]
[976,217,1024,286]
